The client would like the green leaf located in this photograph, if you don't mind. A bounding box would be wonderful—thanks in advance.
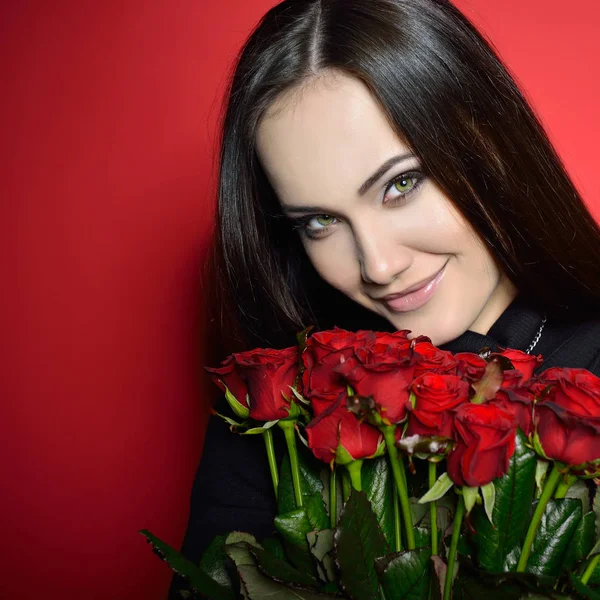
[535,460,549,499]
[567,572,600,600]
[335,489,389,600]
[594,484,600,538]
[140,530,233,600]
[262,537,286,561]
[225,542,337,600]
[304,494,330,532]
[375,547,432,600]
[296,326,313,353]
[290,386,311,407]
[452,567,560,600]
[248,545,320,589]
[562,511,596,571]
[198,535,236,598]
[413,526,431,549]
[242,420,278,435]
[565,479,590,513]
[224,386,249,419]
[585,560,600,585]
[418,493,455,538]
[307,529,336,583]
[463,486,479,515]
[213,410,247,430]
[362,455,396,548]
[410,495,429,526]
[225,531,263,547]
[419,473,454,504]
[524,498,583,575]
[470,429,537,572]
[274,508,318,576]
[480,482,495,525]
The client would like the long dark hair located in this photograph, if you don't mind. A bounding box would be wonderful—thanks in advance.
[205,0,600,356]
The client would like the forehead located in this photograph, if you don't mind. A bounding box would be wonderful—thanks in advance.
[255,72,411,205]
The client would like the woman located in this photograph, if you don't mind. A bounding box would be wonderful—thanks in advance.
[170,0,600,595]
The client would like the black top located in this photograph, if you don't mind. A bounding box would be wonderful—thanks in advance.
[168,296,600,598]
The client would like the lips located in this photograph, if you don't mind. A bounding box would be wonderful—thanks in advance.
[377,262,447,301]
[374,260,449,313]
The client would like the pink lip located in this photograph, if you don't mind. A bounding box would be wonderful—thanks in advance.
[378,261,448,313]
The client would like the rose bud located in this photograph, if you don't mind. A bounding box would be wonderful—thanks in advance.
[405,373,470,439]
[411,339,459,378]
[454,352,488,382]
[302,328,375,396]
[333,341,417,424]
[233,346,300,422]
[305,391,383,465]
[490,372,536,436]
[533,368,600,471]
[447,403,518,487]
[494,347,543,382]
[205,355,250,418]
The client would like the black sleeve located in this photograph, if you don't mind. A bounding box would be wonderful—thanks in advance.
[168,398,284,598]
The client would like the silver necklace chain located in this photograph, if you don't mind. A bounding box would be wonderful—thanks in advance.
[525,314,547,354]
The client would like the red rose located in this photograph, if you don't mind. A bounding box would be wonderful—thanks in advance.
[305,391,382,465]
[412,340,459,378]
[205,355,249,408]
[373,330,411,344]
[333,340,417,424]
[495,347,543,382]
[308,389,342,418]
[302,328,375,396]
[447,403,518,487]
[234,346,300,421]
[533,368,600,468]
[455,352,488,382]
[481,369,537,436]
[405,374,470,439]
[490,377,535,436]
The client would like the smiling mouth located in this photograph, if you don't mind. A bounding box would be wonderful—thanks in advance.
[374,260,449,313]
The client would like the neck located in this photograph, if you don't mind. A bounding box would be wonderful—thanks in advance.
[468,275,519,336]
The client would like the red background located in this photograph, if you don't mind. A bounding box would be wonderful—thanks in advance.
[1,0,598,598]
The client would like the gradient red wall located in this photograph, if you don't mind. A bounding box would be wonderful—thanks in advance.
[1,1,598,598]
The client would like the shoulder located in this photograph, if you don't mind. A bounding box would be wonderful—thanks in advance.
[535,309,600,377]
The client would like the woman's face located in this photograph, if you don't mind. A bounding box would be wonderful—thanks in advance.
[256,71,517,346]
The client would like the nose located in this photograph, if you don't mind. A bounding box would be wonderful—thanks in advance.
[356,225,412,286]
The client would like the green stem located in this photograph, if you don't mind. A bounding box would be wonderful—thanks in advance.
[444,494,464,600]
[554,474,576,499]
[342,469,351,502]
[382,425,415,550]
[278,420,303,508]
[393,480,402,552]
[262,429,279,499]
[581,553,600,586]
[429,461,438,556]
[346,460,363,491]
[330,467,337,527]
[516,465,562,572]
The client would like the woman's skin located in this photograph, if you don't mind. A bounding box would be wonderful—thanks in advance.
[256,70,518,346]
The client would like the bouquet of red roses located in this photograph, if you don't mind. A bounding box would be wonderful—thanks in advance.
[143,327,600,599]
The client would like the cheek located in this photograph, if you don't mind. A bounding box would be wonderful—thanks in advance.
[303,238,359,291]
[433,203,496,272]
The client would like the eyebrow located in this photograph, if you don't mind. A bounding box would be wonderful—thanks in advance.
[281,152,415,215]
[357,152,415,196]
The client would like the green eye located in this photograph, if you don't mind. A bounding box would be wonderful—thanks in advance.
[394,176,416,192]
[316,215,335,226]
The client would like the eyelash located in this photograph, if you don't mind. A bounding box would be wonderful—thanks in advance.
[289,170,426,240]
